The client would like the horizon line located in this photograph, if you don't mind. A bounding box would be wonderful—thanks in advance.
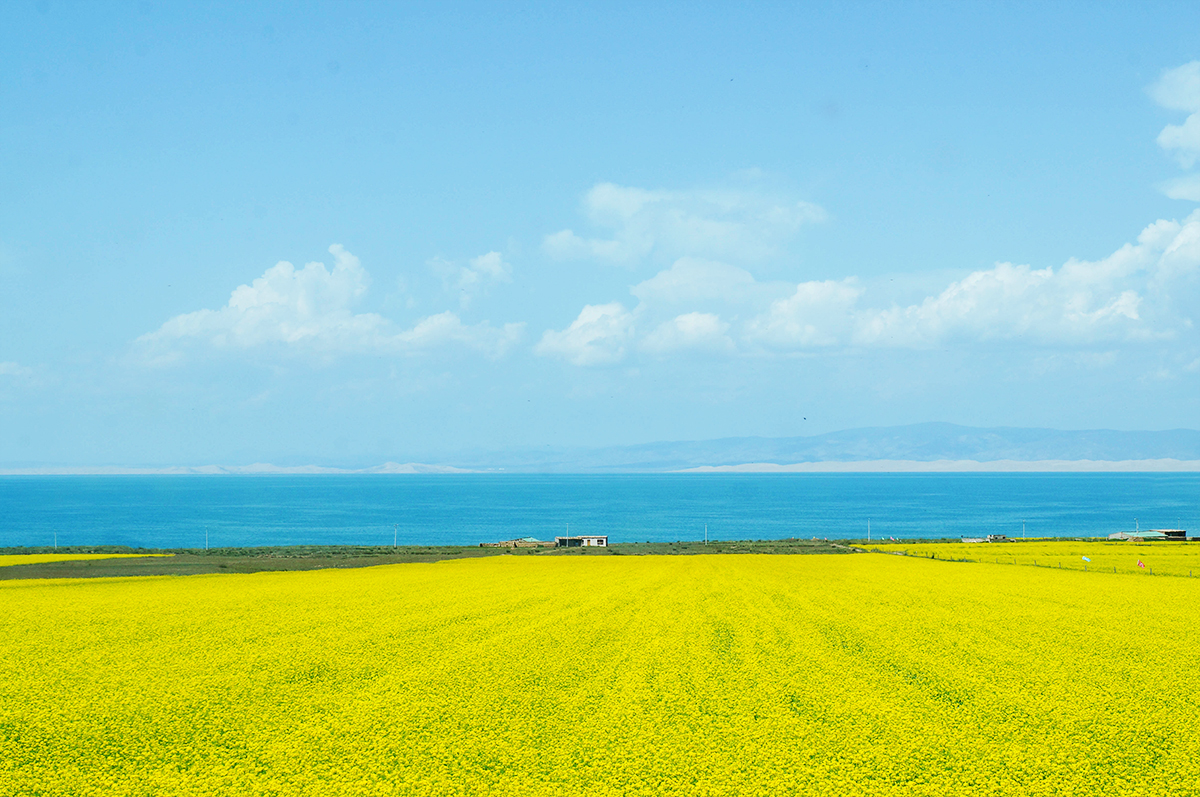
[4,458,1200,476]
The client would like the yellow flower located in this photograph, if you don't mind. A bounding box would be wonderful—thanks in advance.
[1,552,1197,794]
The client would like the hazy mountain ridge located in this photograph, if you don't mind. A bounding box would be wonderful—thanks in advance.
[5,424,1199,474]
[461,423,1200,472]
[0,462,472,476]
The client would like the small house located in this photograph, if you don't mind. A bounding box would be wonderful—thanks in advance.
[555,535,608,548]
[1151,529,1187,540]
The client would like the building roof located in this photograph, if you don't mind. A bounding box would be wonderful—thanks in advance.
[1107,530,1168,540]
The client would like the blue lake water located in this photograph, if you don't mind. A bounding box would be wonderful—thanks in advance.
[1,473,1197,548]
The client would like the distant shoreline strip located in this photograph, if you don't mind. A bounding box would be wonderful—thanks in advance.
[0,463,475,476]
[3,459,1200,475]
[676,459,1200,473]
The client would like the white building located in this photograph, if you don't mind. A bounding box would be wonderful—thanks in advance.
[555,535,608,548]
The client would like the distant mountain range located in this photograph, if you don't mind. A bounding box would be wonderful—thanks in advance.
[4,424,1199,474]
[452,423,1200,472]
[0,462,472,476]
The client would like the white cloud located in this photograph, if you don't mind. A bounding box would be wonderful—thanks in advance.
[543,182,826,266]
[543,229,631,263]
[744,280,863,348]
[535,303,635,366]
[641,313,733,355]
[395,311,524,358]
[544,211,1200,364]
[431,251,512,309]
[1151,210,1200,285]
[141,245,385,352]
[138,245,523,361]
[853,213,1200,348]
[1159,173,1200,202]
[630,257,774,305]
[854,264,1138,347]
[1151,62,1200,182]
[1157,115,1200,170]
[537,85,1200,365]
[1150,61,1200,113]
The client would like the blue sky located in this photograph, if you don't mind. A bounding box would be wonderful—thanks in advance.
[2,1,1199,467]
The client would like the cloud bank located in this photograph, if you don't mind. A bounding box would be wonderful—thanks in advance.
[138,245,523,362]
[538,210,1200,365]
[138,63,1200,379]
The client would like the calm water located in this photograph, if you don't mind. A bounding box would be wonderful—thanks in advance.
[1,474,1197,549]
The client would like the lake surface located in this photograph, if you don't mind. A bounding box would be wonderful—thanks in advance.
[1,473,1197,548]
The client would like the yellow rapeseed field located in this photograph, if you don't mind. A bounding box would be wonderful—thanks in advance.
[867,539,1200,577]
[0,553,171,568]
[2,554,1198,796]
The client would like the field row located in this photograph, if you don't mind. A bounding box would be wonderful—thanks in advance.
[2,554,1198,795]
[866,539,1200,576]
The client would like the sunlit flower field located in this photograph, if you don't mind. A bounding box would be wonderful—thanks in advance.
[0,553,169,568]
[867,539,1200,576]
[2,553,1197,795]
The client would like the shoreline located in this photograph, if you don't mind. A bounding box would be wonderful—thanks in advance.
[677,459,1200,473]
[4,459,1200,475]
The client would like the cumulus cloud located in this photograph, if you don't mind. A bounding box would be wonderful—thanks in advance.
[1150,61,1200,114]
[545,210,1200,364]
[630,257,774,305]
[744,280,863,349]
[535,303,635,366]
[140,245,384,352]
[1157,116,1200,170]
[543,182,826,266]
[1151,62,1200,182]
[394,311,524,358]
[854,264,1141,347]
[735,214,1199,351]
[1142,213,1200,286]
[849,212,1198,348]
[640,312,733,355]
[430,251,512,309]
[138,245,523,362]
[1159,173,1200,202]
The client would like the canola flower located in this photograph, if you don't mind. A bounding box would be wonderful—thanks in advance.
[867,539,1200,577]
[1,555,1198,795]
[0,553,171,568]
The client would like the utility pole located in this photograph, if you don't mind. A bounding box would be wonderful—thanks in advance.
[393,523,398,548]
[54,531,57,550]
[205,526,209,551]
